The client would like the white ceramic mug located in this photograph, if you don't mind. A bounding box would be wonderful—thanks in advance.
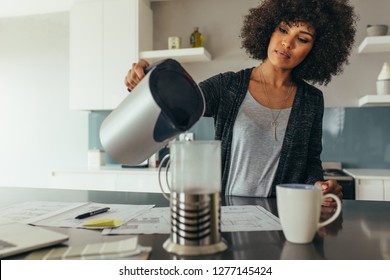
[280,242,323,260]
[276,184,342,244]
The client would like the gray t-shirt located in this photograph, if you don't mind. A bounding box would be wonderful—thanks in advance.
[226,91,291,197]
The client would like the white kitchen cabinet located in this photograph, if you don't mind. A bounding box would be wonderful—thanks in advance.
[384,180,390,201]
[51,165,163,193]
[355,179,384,201]
[69,0,153,110]
[344,169,390,201]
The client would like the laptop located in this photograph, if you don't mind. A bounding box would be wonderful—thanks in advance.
[0,219,68,258]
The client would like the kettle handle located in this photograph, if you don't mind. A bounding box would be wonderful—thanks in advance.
[144,59,166,74]
[158,154,171,201]
[127,59,169,92]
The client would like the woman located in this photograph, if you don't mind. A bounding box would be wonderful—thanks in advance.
[125,0,358,206]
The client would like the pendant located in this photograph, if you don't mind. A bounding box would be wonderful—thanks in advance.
[271,121,278,141]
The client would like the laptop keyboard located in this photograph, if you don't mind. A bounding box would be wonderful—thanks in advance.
[0,239,16,250]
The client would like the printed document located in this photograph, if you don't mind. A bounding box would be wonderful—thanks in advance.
[0,201,154,229]
[103,205,282,235]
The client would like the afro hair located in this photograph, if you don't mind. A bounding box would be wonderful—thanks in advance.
[241,0,358,85]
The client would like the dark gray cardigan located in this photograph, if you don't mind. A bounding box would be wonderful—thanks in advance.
[199,68,325,196]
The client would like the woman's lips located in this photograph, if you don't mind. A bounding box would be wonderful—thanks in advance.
[276,50,291,59]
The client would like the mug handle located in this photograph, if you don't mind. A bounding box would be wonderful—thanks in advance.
[318,193,342,228]
[158,154,171,201]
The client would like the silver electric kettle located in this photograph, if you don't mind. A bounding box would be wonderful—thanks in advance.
[100,59,205,165]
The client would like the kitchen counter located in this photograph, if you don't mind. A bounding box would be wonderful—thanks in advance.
[343,168,390,179]
[51,165,166,192]
[1,186,390,260]
[343,169,390,201]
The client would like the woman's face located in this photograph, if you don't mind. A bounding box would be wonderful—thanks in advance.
[267,21,315,70]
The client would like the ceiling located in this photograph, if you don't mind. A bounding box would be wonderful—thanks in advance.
[0,0,73,18]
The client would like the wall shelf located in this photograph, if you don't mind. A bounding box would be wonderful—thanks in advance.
[358,95,390,107]
[140,47,212,63]
[358,35,390,53]
[358,36,390,106]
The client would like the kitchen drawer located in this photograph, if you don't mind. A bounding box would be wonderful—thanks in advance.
[384,180,390,201]
[355,179,384,201]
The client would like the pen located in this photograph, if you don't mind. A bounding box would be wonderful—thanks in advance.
[75,207,110,219]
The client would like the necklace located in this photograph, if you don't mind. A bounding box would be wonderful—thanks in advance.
[258,66,294,141]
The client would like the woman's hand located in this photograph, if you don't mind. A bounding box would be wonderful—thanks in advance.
[315,180,343,207]
[124,59,150,91]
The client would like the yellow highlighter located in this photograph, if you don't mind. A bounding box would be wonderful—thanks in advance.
[83,219,124,227]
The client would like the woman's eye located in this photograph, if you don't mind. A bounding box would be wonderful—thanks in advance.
[298,37,309,43]
[278,26,288,34]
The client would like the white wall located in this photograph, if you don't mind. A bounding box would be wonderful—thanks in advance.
[151,0,259,82]
[0,12,88,188]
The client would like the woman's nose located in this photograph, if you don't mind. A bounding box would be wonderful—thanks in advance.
[282,37,294,49]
